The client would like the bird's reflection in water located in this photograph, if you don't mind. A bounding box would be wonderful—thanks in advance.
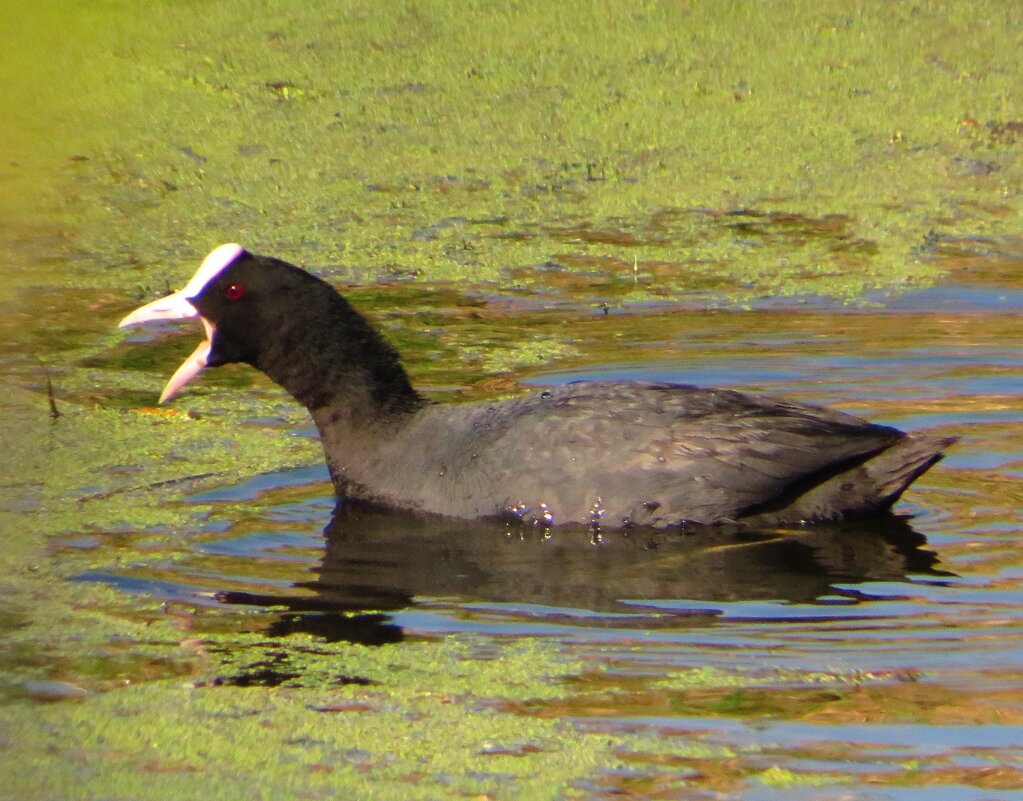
[217,504,948,645]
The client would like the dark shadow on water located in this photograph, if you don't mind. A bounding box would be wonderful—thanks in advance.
[216,505,949,645]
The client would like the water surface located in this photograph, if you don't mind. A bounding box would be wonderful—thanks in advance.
[68,282,1023,797]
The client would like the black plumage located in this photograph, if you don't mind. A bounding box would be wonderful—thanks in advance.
[120,245,955,528]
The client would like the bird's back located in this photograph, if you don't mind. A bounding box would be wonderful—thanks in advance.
[332,382,946,527]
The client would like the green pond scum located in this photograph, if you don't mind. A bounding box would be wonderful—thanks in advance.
[1,0,1022,798]
[4,0,1022,299]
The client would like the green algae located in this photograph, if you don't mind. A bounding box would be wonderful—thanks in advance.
[650,665,907,692]
[2,631,782,801]
[1,398,317,536]
[0,638,609,801]
[0,384,318,705]
[466,333,581,374]
[7,0,1022,302]
[1,687,549,800]
[756,765,849,788]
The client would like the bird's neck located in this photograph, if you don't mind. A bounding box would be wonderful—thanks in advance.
[252,291,427,432]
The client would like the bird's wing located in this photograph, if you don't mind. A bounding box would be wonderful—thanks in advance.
[454,383,901,525]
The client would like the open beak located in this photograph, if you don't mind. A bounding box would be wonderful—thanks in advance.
[118,244,245,404]
[119,292,213,403]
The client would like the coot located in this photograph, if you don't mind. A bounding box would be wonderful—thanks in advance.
[119,244,954,528]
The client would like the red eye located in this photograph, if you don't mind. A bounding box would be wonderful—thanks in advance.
[225,283,244,301]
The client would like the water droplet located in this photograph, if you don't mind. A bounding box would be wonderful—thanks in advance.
[589,497,606,535]
[538,502,554,526]
[506,502,529,521]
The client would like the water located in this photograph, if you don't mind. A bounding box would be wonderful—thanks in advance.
[67,283,1023,795]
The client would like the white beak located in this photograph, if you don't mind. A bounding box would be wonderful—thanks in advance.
[119,293,215,403]
[118,243,245,403]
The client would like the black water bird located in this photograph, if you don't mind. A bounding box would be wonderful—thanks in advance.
[119,244,955,528]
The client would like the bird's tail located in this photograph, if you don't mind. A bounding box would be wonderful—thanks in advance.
[738,432,957,525]
[866,433,958,510]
